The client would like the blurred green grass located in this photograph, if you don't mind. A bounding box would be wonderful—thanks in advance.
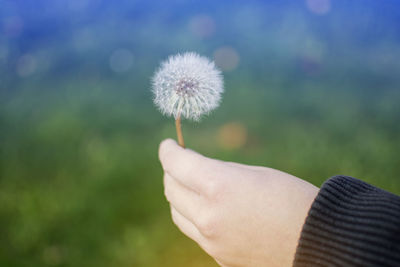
[1,71,399,266]
[1,1,400,266]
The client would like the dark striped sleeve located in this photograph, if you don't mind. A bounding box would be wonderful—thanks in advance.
[293,175,400,267]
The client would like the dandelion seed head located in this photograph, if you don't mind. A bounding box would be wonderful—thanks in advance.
[152,52,224,121]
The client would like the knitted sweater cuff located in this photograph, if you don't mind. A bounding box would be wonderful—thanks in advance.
[293,175,400,266]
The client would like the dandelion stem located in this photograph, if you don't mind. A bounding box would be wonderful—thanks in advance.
[175,115,185,148]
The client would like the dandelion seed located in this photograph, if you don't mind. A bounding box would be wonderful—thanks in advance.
[152,52,224,147]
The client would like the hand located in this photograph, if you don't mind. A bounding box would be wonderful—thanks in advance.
[159,139,318,267]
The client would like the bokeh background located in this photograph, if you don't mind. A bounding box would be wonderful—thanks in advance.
[1,0,400,266]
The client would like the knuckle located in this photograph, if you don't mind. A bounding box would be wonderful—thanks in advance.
[203,178,222,201]
[197,212,219,238]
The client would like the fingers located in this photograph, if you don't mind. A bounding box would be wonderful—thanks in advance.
[170,206,203,244]
[224,161,266,172]
[164,173,200,223]
[159,139,217,192]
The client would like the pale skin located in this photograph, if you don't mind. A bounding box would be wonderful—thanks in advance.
[159,139,319,267]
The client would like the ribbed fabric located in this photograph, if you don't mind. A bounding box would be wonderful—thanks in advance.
[293,175,400,267]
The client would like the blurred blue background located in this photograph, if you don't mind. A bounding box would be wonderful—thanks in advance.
[1,0,400,266]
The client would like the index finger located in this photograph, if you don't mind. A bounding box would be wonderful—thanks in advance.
[159,139,216,192]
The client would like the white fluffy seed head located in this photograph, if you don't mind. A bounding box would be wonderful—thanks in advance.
[152,52,224,121]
